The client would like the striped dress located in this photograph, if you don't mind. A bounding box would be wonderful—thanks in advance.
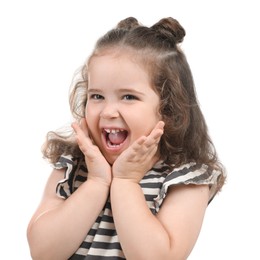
[54,155,223,259]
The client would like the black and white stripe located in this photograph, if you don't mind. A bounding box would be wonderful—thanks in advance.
[54,155,223,259]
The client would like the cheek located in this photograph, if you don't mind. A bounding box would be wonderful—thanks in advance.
[86,103,97,118]
[130,106,158,122]
[85,105,99,129]
[129,114,157,137]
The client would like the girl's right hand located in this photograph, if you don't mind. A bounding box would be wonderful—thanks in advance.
[72,118,112,186]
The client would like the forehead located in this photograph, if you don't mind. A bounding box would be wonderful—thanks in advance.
[88,52,150,83]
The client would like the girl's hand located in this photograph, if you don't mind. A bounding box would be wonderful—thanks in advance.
[72,118,112,186]
[112,121,164,183]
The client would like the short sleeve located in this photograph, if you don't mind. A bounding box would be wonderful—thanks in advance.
[53,155,87,199]
[153,162,223,212]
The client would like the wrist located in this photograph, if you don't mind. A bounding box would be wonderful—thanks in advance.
[87,177,111,189]
[111,177,140,187]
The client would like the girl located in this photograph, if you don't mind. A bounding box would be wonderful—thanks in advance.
[27,17,226,259]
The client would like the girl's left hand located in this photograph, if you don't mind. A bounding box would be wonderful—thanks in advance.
[112,121,164,183]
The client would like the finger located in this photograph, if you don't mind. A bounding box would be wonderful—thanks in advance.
[71,121,92,149]
[133,137,157,159]
[144,129,164,147]
[79,118,89,137]
[71,121,81,135]
[156,120,165,130]
[152,121,165,137]
[122,121,164,160]
[72,119,90,138]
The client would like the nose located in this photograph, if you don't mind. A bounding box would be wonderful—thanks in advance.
[100,102,119,119]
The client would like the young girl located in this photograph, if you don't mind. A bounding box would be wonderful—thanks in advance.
[27,17,225,260]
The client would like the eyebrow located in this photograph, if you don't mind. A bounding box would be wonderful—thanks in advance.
[88,88,145,96]
[118,88,145,96]
[87,88,103,94]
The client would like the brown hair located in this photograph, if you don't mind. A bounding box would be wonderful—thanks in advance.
[42,17,225,187]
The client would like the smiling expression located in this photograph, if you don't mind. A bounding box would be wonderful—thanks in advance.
[86,53,161,164]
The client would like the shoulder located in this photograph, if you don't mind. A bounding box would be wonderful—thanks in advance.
[153,161,223,211]
[52,154,87,199]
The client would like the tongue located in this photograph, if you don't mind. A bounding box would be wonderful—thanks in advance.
[108,131,127,145]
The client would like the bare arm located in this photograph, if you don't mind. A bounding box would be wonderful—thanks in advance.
[111,180,209,260]
[111,121,209,259]
[27,119,112,260]
[27,169,110,260]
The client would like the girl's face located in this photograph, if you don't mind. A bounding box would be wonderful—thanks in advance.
[86,53,161,164]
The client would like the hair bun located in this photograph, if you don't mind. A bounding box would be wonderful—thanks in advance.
[151,17,185,44]
[117,17,140,30]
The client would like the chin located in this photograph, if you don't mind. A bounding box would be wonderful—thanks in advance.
[104,154,118,165]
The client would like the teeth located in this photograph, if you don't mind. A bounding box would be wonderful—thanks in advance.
[104,129,124,134]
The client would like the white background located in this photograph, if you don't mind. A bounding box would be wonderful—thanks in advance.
[1,0,259,259]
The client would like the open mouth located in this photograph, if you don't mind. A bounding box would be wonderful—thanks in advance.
[103,128,128,148]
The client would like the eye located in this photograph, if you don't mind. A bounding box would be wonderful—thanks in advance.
[122,94,138,100]
[89,94,104,100]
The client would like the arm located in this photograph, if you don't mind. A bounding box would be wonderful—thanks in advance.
[27,169,110,260]
[27,119,112,259]
[111,180,209,260]
[110,121,209,259]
